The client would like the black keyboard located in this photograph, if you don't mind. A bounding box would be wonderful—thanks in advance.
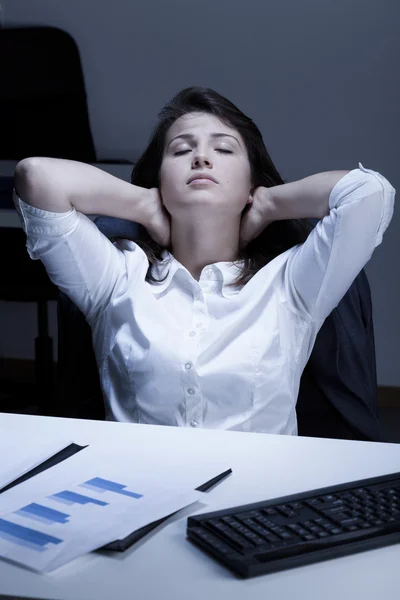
[187,470,400,578]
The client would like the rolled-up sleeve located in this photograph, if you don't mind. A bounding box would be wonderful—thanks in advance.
[13,190,133,321]
[284,163,396,322]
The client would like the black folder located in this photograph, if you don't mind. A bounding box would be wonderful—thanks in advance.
[0,443,232,552]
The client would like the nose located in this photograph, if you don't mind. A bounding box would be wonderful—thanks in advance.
[192,154,212,168]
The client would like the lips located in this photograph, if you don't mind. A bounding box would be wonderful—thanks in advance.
[187,173,218,184]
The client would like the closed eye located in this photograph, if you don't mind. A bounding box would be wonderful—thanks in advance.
[173,149,233,156]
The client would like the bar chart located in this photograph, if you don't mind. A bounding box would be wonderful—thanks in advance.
[0,518,63,552]
[50,490,109,506]
[0,475,146,563]
[80,477,143,499]
[15,503,70,525]
[0,456,206,572]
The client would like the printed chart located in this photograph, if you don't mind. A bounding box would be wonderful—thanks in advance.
[0,468,203,572]
[0,477,143,552]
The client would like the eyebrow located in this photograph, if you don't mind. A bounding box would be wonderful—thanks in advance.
[167,132,241,149]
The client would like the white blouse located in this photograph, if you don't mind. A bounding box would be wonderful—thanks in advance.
[14,163,395,435]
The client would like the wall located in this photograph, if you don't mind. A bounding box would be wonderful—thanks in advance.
[1,0,399,384]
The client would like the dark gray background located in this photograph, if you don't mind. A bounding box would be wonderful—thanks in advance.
[1,0,398,386]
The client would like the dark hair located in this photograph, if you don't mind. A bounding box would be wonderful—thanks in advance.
[129,86,314,288]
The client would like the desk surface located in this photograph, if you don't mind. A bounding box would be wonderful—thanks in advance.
[0,413,399,600]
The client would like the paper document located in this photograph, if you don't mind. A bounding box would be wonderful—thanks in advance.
[0,446,230,573]
[0,428,74,491]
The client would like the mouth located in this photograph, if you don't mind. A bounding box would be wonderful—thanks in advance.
[187,174,218,185]
[188,179,217,186]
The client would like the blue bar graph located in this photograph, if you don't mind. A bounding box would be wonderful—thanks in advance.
[0,518,63,552]
[15,503,70,525]
[49,491,108,507]
[80,477,143,499]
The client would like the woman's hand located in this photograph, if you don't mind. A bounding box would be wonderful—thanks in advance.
[143,188,171,248]
[239,186,275,249]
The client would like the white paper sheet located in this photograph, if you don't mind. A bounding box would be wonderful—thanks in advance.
[0,428,74,491]
[0,446,231,573]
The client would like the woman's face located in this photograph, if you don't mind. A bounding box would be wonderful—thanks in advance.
[160,112,253,219]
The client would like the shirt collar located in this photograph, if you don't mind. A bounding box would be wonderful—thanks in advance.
[149,251,245,298]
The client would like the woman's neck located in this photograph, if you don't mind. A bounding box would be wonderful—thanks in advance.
[170,215,241,280]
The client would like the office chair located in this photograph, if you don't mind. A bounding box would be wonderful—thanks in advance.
[0,226,59,413]
[0,25,131,163]
[55,217,382,442]
[0,26,132,413]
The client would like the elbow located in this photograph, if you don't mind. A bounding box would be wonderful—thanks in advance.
[14,157,43,201]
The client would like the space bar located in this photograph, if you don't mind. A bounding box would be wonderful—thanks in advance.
[255,521,400,562]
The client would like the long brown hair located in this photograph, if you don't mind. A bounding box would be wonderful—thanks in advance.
[129,86,314,288]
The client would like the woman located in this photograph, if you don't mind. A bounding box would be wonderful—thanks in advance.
[14,86,395,435]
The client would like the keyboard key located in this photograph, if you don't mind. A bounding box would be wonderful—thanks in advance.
[288,502,304,510]
[305,498,319,506]
[239,511,263,520]
[309,527,323,534]
[264,534,280,543]
[369,519,384,526]
[323,523,337,531]
[242,520,277,541]
[255,516,275,528]
[339,517,360,526]
[221,516,236,525]
[321,495,337,502]
[272,526,287,533]
[244,533,266,546]
[322,506,347,515]
[330,514,355,525]
[287,524,302,533]
[263,508,278,516]
[340,492,353,499]
[277,507,296,518]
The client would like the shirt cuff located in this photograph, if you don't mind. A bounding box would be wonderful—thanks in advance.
[328,162,395,211]
[13,188,78,235]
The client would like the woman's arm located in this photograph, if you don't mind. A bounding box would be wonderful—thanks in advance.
[242,163,395,322]
[12,158,170,320]
[240,170,351,247]
[14,157,151,225]
[268,170,351,220]
[284,163,395,321]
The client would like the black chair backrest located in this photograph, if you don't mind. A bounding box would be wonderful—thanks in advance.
[297,268,381,441]
[56,217,382,441]
[0,26,96,161]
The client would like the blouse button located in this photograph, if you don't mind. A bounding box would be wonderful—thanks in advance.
[189,330,196,337]
[185,362,192,370]
[190,420,198,427]
[187,388,195,395]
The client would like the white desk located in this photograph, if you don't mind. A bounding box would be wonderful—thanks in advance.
[0,413,399,600]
